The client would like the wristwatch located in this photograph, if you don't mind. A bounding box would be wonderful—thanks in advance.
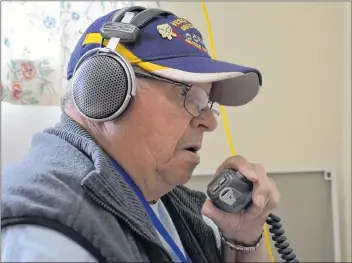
[220,230,264,252]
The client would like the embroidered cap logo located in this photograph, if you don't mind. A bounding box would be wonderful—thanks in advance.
[157,23,177,40]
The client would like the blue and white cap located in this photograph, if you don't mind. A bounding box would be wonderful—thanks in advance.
[67,9,262,106]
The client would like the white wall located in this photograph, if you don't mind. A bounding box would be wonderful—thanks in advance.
[1,104,62,166]
[1,2,350,261]
[341,3,351,262]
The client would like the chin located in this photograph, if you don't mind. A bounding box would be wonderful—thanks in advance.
[164,167,196,187]
[157,151,199,187]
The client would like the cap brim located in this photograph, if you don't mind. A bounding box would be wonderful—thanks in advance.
[137,56,262,107]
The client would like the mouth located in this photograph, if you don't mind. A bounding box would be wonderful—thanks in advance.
[183,145,201,154]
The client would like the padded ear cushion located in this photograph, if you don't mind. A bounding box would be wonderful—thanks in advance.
[71,49,136,122]
[131,8,174,28]
[111,6,147,22]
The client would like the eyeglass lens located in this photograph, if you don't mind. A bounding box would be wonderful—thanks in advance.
[184,85,220,117]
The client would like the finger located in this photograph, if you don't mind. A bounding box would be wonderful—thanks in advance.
[260,178,280,218]
[215,155,250,175]
[252,163,270,207]
[215,155,259,182]
[245,196,266,220]
[201,200,240,228]
[245,165,271,219]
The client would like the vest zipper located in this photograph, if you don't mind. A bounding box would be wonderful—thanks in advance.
[81,184,174,262]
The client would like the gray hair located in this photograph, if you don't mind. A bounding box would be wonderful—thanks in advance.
[60,80,73,112]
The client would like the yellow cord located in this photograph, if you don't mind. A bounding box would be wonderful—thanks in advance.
[200,2,275,262]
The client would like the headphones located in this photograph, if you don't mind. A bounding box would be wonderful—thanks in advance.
[70,6,173,122]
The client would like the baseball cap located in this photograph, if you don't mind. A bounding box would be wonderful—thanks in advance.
[67,9,262,107]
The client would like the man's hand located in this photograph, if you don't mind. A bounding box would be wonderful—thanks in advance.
[201,155,280,245]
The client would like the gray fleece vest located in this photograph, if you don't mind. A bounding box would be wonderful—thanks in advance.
[1,114,221,262]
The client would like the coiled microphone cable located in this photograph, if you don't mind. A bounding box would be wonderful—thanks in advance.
[267,213,299,263]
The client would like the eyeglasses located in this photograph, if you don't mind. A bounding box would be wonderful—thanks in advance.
[134,71,220,117]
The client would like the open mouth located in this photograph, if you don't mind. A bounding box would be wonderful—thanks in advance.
[185,147,196,153]
[184,147,199,154]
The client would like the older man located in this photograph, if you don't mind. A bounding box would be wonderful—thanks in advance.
[1,6,279,263]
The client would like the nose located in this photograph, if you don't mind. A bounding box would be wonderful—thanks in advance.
[190,109,218,132]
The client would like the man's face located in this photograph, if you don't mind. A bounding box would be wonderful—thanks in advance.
[133,76,218,187]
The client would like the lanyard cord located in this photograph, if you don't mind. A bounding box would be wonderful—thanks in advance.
[111,159,191,263]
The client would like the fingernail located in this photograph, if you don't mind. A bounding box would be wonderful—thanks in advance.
[256,195,265,207]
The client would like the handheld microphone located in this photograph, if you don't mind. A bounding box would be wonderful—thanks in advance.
[206,169,299,263]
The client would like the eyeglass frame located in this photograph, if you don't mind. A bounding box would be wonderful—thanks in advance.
[133,71,220,117]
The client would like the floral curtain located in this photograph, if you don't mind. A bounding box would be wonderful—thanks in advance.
[1,1,160,106]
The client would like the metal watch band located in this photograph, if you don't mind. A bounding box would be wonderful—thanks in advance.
[220,230,264,252]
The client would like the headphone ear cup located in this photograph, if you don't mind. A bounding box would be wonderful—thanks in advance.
[71,48,136,122]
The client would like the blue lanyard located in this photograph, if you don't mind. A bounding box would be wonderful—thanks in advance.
[111,159,191,263]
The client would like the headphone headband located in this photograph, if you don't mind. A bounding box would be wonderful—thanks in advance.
[100,7,174,44]
[111,6,147,23]
[131,8,174,28]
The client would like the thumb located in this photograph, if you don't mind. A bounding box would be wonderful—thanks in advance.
[201,200,235,227]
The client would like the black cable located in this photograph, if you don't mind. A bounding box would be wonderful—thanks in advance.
[266,213,299,263]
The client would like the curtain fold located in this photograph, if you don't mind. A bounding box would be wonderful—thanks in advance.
[1,1,160,106]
